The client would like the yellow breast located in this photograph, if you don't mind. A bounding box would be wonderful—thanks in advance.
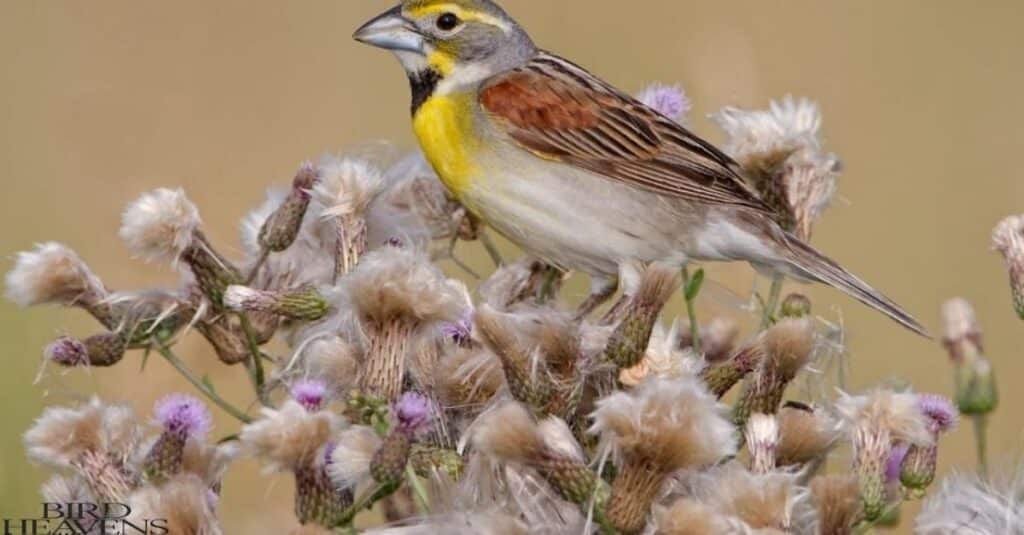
[412,92,479,199]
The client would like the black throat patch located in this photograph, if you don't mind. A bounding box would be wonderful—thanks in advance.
[409,69,441,115]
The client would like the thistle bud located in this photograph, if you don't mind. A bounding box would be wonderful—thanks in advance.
[677,317,739,364]
[370,393,434,485]
[734,318,815,427]
[956,358,998,416]
[699,343,764,398]
[409,444,463,480]
[475,307,554,412]
[780,293,812,318]
[992,214,1024,319]
[144,394,212,484]
[194,318,250,365]
[259,164,318,253]
[224,285,329,321]
[941,298,983,363]
[603,265,678,370]
[45,333,126,367]
[295,445,349,527]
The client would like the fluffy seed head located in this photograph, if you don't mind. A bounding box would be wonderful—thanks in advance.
[835,389,933,447]
[312,156,386,219]
[128,474,222,535]
[435,346,505,410]
[992,214,1024,318]
[693,464,806,531]
[24,397,140,469]
[239,400,341,472]
[589,377,736,471]
[809,474,863,535]
[346,247,464,326]
[776,404,840,466]
[41,475,95,504]
[301,336,360,395]
[713,97,838,238]
[714,96,824,166]
[916,467,1024,534]
[655,499,730,535]
[471,401,544,464]
[290,379,329,412]
[636,83,691,123]
[619,324,703,387]
[762,317,816,378]
[328,425,381,491]
[119,188,201,263]
[5,243,107,307]
[154,394,212,439]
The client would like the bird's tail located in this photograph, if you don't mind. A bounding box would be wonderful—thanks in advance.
[777,234,930,338]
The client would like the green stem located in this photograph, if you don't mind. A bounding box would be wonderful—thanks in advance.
[478,228,504,268]
[155,344,252,424]
[405,464,431,513]
[334,481,400,527]
[761,275,785,330]
[237,313,270,406]
[681,268,701,354]
[972,414,990,478]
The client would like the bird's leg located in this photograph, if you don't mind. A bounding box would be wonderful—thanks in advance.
[574,278,618,321]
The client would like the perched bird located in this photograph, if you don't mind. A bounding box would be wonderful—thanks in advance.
[353,0,927,336]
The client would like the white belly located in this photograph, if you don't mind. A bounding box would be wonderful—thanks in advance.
[460,152,699,278]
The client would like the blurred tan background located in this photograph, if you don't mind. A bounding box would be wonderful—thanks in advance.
[1,1,1022,532]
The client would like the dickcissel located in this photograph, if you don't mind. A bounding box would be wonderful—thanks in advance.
[354,0,926,336]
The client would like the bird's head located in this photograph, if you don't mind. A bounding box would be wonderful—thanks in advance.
[354,0,536,99]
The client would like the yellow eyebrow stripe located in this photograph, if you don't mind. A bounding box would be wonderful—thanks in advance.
[407,4,508,29]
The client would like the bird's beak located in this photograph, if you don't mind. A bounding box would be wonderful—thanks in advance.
[353,6,424,54]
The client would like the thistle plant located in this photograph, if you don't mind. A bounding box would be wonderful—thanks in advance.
[8,82,1019,535]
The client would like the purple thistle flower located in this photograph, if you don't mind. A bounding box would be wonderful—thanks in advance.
[393,392,434,435]
[291,379,329,412]
[44,337,88,367]
[441,313,473,346]
[637,83,691,123]
[886,443,910,483]
[154,394,212,439]
[918,394,959,434]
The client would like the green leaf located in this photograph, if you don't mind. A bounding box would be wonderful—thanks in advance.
[685,268,706,301]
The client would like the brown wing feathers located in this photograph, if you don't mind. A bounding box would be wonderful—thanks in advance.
[480,52,772,213]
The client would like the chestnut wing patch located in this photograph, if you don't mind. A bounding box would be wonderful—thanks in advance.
[479,53,773,212]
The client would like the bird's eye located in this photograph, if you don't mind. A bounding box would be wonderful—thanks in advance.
[436,13,461,31]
